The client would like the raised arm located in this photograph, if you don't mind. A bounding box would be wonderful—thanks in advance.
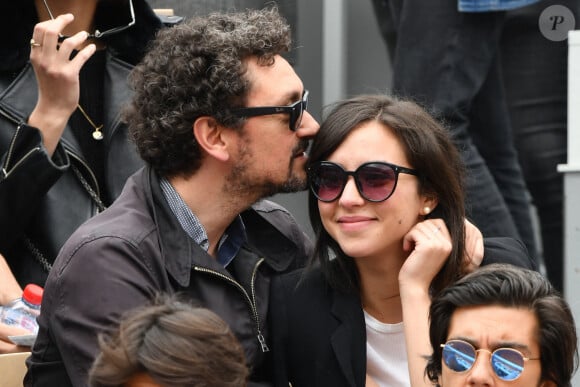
[0,14,95,254]
[27,14,95,156]
[400,218,452,387]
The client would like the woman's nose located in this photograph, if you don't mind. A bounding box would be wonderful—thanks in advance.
[338,177,365,206]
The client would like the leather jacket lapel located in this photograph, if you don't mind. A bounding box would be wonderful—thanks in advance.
[103,53,132,140]
[0,63,38,123]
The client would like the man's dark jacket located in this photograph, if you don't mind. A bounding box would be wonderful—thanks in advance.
[25,167,313,386]
[0,0,165,287]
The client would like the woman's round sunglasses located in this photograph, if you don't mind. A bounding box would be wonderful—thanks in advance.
[441,339,540,381]
[308,161,419,203]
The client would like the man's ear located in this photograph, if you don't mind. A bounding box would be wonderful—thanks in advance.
[193,116,231,162]
[540,380,557,387]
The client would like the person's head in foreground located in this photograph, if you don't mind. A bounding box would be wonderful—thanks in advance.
[426,264,578,387]
[88,296,248,387]
[306,94,466,293]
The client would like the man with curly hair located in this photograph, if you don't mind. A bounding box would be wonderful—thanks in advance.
[25,8,318,386]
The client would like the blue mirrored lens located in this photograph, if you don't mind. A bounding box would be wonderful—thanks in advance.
[491,349,524,381]
[442,341,476,372]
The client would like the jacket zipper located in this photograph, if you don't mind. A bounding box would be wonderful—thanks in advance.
[1,115,102,201]
[0,105,19,126]
[67,150,102,201]
[193,257,270,352]
[1,123,41,178]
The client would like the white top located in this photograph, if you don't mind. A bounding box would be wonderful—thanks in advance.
[364,310,410,387]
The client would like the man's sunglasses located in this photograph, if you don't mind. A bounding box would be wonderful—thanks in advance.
[231,90,309,132]
[441,340,540,381]
[43,0,136,41]
[308,161,419,203]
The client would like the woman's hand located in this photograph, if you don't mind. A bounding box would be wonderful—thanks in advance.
[0,340,30,353]
[0,254,23,306]
[399,218,452,295]
[27,13,96,156]
[0,323,31,354]
[463,219,484,273]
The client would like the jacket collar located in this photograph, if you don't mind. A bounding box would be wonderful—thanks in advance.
[330,289,367,387]
[146,167,202,287]
[242,200,310,272]
[144,168,306,287]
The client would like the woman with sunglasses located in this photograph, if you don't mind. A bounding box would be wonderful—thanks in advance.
[426,264,577,386]
[269,94,535,387]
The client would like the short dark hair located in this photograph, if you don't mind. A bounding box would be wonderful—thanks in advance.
[125,8,292,178]
[426,264,578,386]
[88,295,249,387]
[307,94,466,294]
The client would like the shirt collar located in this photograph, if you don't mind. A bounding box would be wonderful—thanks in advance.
[160,177,246,267]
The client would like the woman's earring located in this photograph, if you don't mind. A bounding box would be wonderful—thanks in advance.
[423,206,431,215]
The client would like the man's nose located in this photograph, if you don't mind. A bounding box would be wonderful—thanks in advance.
[296,111,319,138]
[466,352,495,386]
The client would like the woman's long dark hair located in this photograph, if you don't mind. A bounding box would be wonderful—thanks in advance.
[307,94,466,295]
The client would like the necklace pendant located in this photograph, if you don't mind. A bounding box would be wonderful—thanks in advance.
[92,128,104,141]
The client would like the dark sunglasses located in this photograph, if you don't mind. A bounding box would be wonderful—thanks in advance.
[231,90,309,132]
[308,161,419,203]
[43,0,136,41]
[441,340,540,381]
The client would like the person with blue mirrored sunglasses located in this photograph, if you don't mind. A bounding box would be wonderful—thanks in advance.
[426,264,578,386]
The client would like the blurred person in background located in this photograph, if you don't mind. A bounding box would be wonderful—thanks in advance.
[0,0,173,288]
[370,0,541,268]
[500,0,580,291]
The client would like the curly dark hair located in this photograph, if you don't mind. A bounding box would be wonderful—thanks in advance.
[426,264,578,387]
[125,7,292,178]
[307,94,466,295]
[88,294,249,387]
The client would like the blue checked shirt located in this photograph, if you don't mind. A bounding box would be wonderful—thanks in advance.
[459,0,540,12]
[160,177,246,267]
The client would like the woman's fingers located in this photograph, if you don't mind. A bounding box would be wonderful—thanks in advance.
[27,13,96,155]
[30,13,74,58]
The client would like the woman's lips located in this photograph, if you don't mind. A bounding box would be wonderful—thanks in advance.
[337,216,375,230]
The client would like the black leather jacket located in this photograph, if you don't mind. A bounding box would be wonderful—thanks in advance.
[0,0,167,286]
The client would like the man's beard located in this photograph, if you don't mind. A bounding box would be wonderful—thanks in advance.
[225,140,308,201]
[226,159,307,200]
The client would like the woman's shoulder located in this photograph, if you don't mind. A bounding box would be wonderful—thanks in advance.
[274,265,337,302]
[277,264,326,287]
